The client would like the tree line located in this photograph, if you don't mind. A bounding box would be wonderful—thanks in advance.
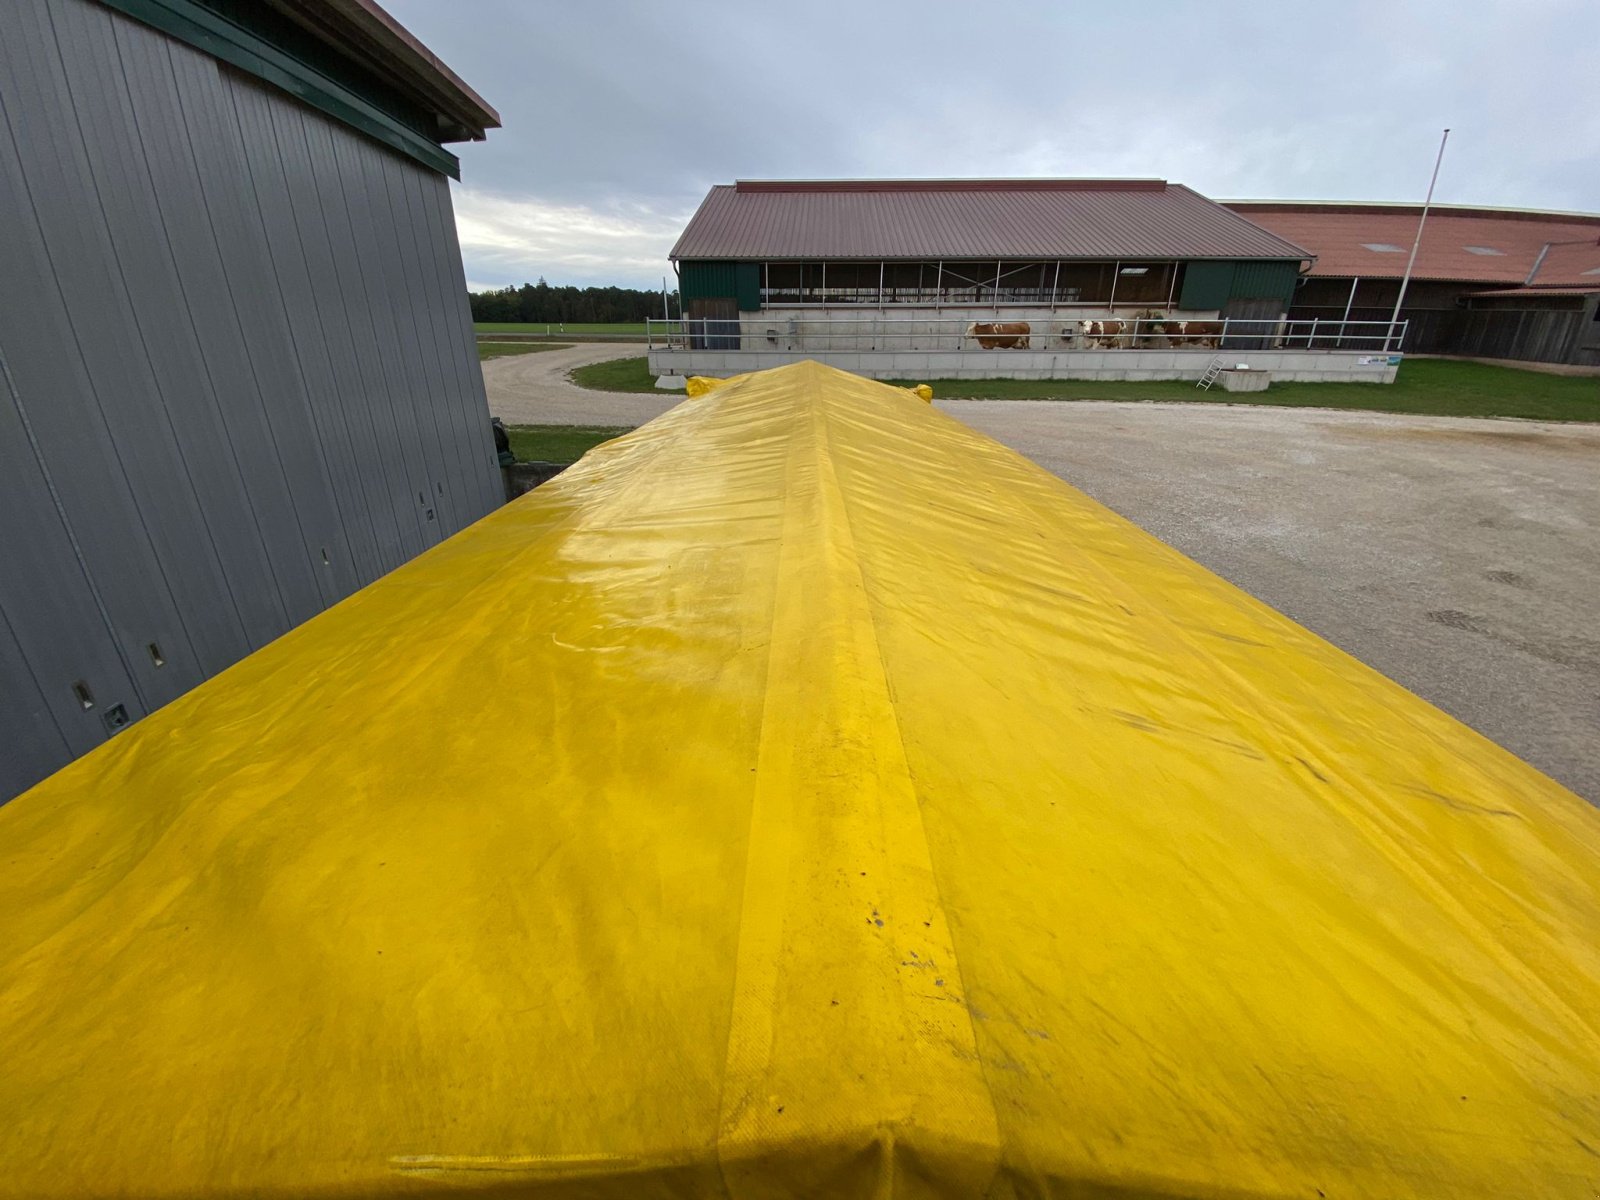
[469,278,680,324]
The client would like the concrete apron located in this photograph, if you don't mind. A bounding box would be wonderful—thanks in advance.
[646,348,1403,384]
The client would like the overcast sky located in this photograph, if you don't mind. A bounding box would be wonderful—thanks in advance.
[384,0,1599,293]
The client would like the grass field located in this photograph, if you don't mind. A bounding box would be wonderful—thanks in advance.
[570,357,1600,422]
[569,357,664,393]
[477,341,573,360]
[475,322,649,336]
[505,424,633,463]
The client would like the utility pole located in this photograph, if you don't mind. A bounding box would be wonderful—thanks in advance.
[1388,128,1450,350]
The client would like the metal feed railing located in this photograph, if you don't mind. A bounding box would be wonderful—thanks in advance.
[647,316,1409,354]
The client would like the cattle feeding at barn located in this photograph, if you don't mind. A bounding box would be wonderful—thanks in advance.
[967,321,1032,349]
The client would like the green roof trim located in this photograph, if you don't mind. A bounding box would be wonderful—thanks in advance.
[100,0,462,179]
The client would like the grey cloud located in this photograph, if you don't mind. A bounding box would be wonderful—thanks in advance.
[385,0,1599,290]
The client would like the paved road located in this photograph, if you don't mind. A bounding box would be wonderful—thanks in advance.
[483,352,1600,801]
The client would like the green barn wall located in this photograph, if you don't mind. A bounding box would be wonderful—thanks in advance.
[680,261,760,311]
[1179,261,1299,311]
[1229,261,1300,308]
[1178,262,1235,310]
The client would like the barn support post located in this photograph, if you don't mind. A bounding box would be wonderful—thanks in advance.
[1389,128,1451,350]
[1051,260,1061,313]
[993,261,1002,314]
[1338,276,1360,347]
[935,261,943,314]
[1165,261,1177,312]
[878,261,885,314]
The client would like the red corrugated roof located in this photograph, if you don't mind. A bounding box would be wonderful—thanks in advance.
[670,180,1313,262]
[1225,202,1600,285]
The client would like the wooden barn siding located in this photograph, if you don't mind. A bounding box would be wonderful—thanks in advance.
[0,0,500,801]
[1288,301,1592,366]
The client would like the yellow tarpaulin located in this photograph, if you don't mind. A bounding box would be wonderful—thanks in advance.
[2,361,1598,1198]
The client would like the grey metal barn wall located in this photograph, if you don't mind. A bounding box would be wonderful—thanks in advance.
[0,0,501,800]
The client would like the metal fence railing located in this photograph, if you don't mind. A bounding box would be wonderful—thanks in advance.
[647,316,1409,354]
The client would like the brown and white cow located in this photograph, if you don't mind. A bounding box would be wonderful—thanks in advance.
[967,321,1031,349]
[1164,320,1224,348]
[1079,319,1128,349]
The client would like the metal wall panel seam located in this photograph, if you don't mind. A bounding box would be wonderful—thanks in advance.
[298,115,424,565]
[416,166,498,521]
[336,134,452,546]
[0,337,138,761]
[370,148,464,534]
[418,172,501,515]
[363,137,466,535]
[0,2,201,709]
[323,124,436,554]
[218,72,366,594]
[274,98,409,573]
[158,35,342,614]
[237,75,384,585]
[50,0,261,661]
[409,173,491,515]
[104,14,306,641]
[0,601,73,796]
[394,163,483,529]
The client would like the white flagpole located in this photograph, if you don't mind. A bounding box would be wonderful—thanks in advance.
[1388,128,1450,349]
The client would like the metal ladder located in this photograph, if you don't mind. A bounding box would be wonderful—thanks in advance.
[1196,355,1224,390]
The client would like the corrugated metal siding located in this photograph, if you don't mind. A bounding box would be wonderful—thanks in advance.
[735,262,762,311]
[671,183,1313,262]
[1229,261,1300,307]
[681,261,741,304]
[1178,262,1236,310]
[0,0,499,801]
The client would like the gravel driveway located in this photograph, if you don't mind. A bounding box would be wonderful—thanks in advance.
[481,342,673,425]
[482,355,1600,802]
[942,400,1600,803]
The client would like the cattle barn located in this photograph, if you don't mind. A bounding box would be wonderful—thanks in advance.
[1225,199,1600,368]
[651,178,1408,383]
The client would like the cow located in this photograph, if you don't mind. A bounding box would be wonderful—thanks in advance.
[1079,319,1128,349]
[967,321,1031,349]
[1164,320,1224,348]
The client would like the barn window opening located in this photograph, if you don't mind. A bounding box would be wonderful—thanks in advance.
[760,259,1175,307]
[1109,261,1175,304]
[1055,262,1115,303]
[819,261,879,304]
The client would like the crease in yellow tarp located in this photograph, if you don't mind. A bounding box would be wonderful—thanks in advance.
[1,360,1598,1199]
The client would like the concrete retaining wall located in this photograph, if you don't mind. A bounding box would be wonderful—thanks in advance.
[647,349,1404,384]
[744,306,1224,352]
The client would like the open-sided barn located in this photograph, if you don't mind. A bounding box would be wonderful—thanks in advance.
[651,179,1409,383]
